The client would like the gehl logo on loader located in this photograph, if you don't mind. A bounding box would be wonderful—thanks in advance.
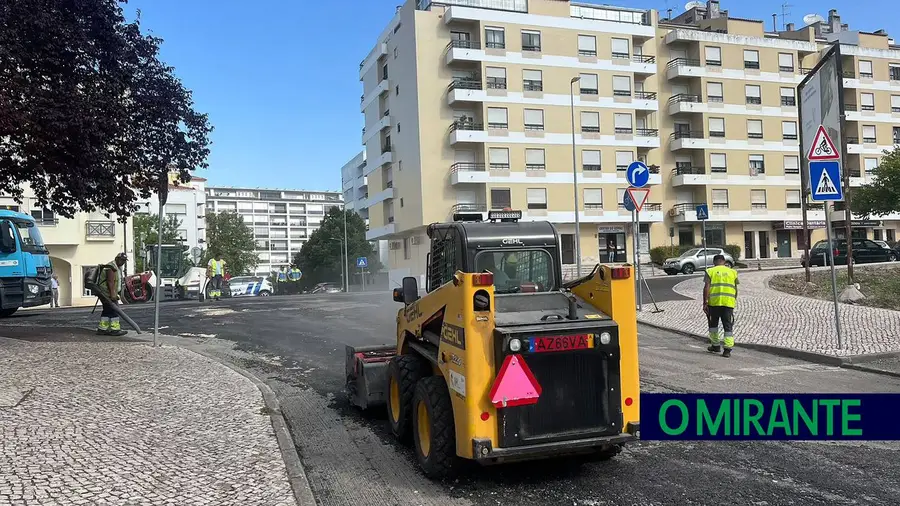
[404,301,423,323]
[441,324,466,350]
[502,238,524,246]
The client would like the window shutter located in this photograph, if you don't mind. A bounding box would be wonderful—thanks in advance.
[578,35,597,52]
[748,120,762,134]
[782,122,797,135]
[780,87,794,98]
[751,190,767,204]
[859,60,873,74]
[579,73,598,89]
[526,188,546,204]
[745,85,761,97]
[710,153,727,168]
[778,53,793,67]
[584,189,603,204]
[615,151,633,166]
[705,46,721,61]
[611,38,629,54]
[487,107,507,124]
[524,109,543,125]
[784,156,799,171]
[892,96,900,109]
[523,69,542,81]
[488,147,509,164]
[613,75,631,92]
[861,93,875,107]
[614,114,632,129]
[743,50,759,63]
[786,190,801,204]
[580,111,600,127]
[709,118,725,132]
[711,189,729,204]
[525,149,545,165]
[486,67,506,78]
[582,150,601,165]
[864,158,879,172]
[863,125,876,138]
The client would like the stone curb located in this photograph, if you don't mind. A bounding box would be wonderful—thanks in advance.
[185,346,316,506]
[638,319,900,377]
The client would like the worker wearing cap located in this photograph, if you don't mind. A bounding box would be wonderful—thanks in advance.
[96,253,128,336]
[207,255,227,300]
[703,254,739,358]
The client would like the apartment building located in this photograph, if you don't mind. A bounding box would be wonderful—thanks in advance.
[341,151,390,267]
[1,188,133,307]
[135,174,208,253]
[359,0,900,285]
[205,187,343,275]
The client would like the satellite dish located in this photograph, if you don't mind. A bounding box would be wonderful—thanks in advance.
[803,13,826,25]
[685,1,703,10]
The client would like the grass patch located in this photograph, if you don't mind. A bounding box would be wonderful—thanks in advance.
[769,266,900,311]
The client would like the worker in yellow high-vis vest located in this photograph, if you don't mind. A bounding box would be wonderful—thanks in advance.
[207,256,227,301]
[703,254,739,358]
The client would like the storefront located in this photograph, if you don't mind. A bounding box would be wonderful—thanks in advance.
[598,226,627,263]
[832,220,881,240]
[774,220,826,258]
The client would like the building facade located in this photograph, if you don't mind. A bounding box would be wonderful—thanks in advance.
[205,187,343,275]
[1,188,133,307]
[359,0,900,285]
[342,151,390,268]
[135,175,208,254]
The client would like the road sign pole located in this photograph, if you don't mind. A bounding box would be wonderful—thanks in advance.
[824,204,843,348]
[636,209,642,312]
[632,209,638,305]
[701,218,707,253]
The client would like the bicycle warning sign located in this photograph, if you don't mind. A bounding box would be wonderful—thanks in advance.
[807,125,840,161]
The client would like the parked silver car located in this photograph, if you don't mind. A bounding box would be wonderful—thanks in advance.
[663,247,735,275]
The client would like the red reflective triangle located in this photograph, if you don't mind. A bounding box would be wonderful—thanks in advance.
[626,187,651,212]
[489,354,542,408]
[808,125,840,161]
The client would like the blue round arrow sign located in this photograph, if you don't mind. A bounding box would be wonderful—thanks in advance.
[622,191,636,212]
[626,161,650,188]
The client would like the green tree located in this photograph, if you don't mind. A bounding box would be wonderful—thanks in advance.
[205,211,258,275]
[295,209,381,288]
[0,0,212,218]
[852,147,900,219]
[132,213,181,271]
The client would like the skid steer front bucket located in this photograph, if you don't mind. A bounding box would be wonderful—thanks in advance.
[345,344,395,410]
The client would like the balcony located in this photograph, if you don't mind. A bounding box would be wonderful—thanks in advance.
[359,42,387,80]
[634,91,657,100]
[669,202,825,223]
[365,150,393,175]
[667,94,703,115]
[451,203,487,215]
[666,58,703,80]
[38,217,81,246]
[447,77,482,92]
[445,39,482,65]
[366,187,395,207]
[85,220,115,240]
[669,130,705,150]
[360,79,389,112]
[362,114,391,144]
[366,222,395,240]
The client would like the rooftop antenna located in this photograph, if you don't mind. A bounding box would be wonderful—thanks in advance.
[780,2,793,30]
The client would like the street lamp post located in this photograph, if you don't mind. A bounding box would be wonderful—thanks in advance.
[342,208,350,293]
[569,76,583,278]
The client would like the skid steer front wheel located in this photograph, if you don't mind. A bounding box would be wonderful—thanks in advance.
[412,376,458,479]
[387,354,428,441]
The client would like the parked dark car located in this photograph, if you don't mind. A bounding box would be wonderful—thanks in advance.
[307,282,343,294]
[804,239,894,267]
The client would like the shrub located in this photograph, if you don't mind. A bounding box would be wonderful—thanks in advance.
[650,245,682,266]
[723,244,742,262]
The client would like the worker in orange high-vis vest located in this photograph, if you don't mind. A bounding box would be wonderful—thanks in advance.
[703,254,739,358]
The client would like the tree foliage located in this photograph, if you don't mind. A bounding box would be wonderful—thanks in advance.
[132,213,181,271]
[204,211,258,276]
[295,209,380,288]
[0,0,212,218]
[851,147,900,218]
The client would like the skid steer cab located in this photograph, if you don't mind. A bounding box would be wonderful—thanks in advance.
[345,210,640,478]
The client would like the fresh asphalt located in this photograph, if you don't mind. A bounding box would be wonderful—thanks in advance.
[4,293,899,506]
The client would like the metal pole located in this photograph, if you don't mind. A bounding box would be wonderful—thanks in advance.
[153,203,163,348]
[824,203,843,348]
[701,219,707,253]
[636,209,643,312]
[632,209,638,306]
[570,77,582,278]
[343,208,350,293]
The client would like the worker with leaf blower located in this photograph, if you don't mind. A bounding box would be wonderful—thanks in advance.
[95,253,129,337]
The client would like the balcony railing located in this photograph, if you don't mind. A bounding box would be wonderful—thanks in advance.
[614,127,634,134]
[611,52,629,60]
[748,132,763,139]
[489,163,510,170]
[668,94,702,104]
[450,162,486,173]
[672,166,706,175]
[711,166,727,173]
[386,180,393,189]
[643,203,663,212]
[807,203,825,210]
[843,70,856,78]
[783,134,799,140]
[670,203,701,216]
[486,77,507,89]
[705,59,722,67]
[613,90,632,97]
[671,130,704,140]
[579,50,598,57]
[634,91,657,100]
[861,104,876,111]
[744,61,760,70]
[583,164,601,172]
[846,136,860,144]
[633,55,656,64]
[859,72,874,79]
[751,203,768,210]
[779,66,795,73]
[584,203,604,210]
[86,220,115,238]
[635,128,659,137]
[800,67,814,74]
[448,78,482,91]
[712,203,730,210]
[485,41,506,49]
[447,40,481,50]
[581,126,600,133]
[781,97,796,106]
[847,167,862,177]
[844,103,858,111]
[450,120,483,132]
[667,58,701,69]
[451,203,487,214]
[523,81,543,92]
[580,87,599,95]
[525,163,546,171]
[710,131,726,138]
[708,95,724,103]
[745,97,762,105]
[388,216,395,223]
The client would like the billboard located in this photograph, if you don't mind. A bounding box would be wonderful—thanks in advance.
[799,44,845,176]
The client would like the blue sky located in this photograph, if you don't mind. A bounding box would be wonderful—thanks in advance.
[127,0,895,191]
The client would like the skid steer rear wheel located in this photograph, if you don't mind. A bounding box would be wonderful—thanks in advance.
[412,376,458,479]
[387,354,428,441]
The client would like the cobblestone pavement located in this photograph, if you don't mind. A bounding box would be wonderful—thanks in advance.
[0,339,295,506]
[637,268,900,357]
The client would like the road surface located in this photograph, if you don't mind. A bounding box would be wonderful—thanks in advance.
[4,294,899,506]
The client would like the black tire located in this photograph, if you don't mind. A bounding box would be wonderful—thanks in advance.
[890,252,898,262]
[259,290,271,297]
[387,354,429,442]
[0,308,17,317]
[412,376,458,479]
[681,263,695,275]
[725,261,734,268]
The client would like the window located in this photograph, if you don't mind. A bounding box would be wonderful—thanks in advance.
[523,69,542,91]
[487,107,508,129]
[395,85,399,96]
[784,155,800,175]
[82,266,96,296]
[705,46,722,66]
[892,95,900,113]
[526,188,547,210]
[613,75,631,96]
[710,153,727,173]
[780,87,796,106]
[578,35,597,56]
[474,250,554,293]
[521,30,541,52]
[786,189,802,209]
[561,234,575,264]
[490,188,511,209]
[859,60,873,79]
[31,208,56,225]
[615,151,633,172]
[891,64,900,81]
[485,26,505,49]
[749,154,765,174]
[745,85,761,105]
[707,82,724,103]
[580,111,600,133]
[751,189,767,209]
[610,38,629,59]
[782,121,798,140]
[743,50,759,69]
[709,117,725,137]
[864,157,879,173]
[394,47,398,59]
[778,53,794,72]
[711,189,729,208]
[382,63,389,80]
[584,188,603,210]
[863,125,876,143]
[747,119,763,139]
[616,188,627,209]
[861,93,875,111]
[403,237,411,260]
[895,126,900,144]
[486,67,507,89]
[488,147,510,170]
[582,150,601,171]
[579,73,598,94]
[524,109,544,131]
[614,113,633,134]
[525,148,545,170]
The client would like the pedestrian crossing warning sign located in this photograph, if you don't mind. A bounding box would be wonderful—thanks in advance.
[809,161,843,202]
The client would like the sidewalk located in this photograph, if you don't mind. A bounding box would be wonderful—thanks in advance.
[638,268,900,357]
[0,338,296,506]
